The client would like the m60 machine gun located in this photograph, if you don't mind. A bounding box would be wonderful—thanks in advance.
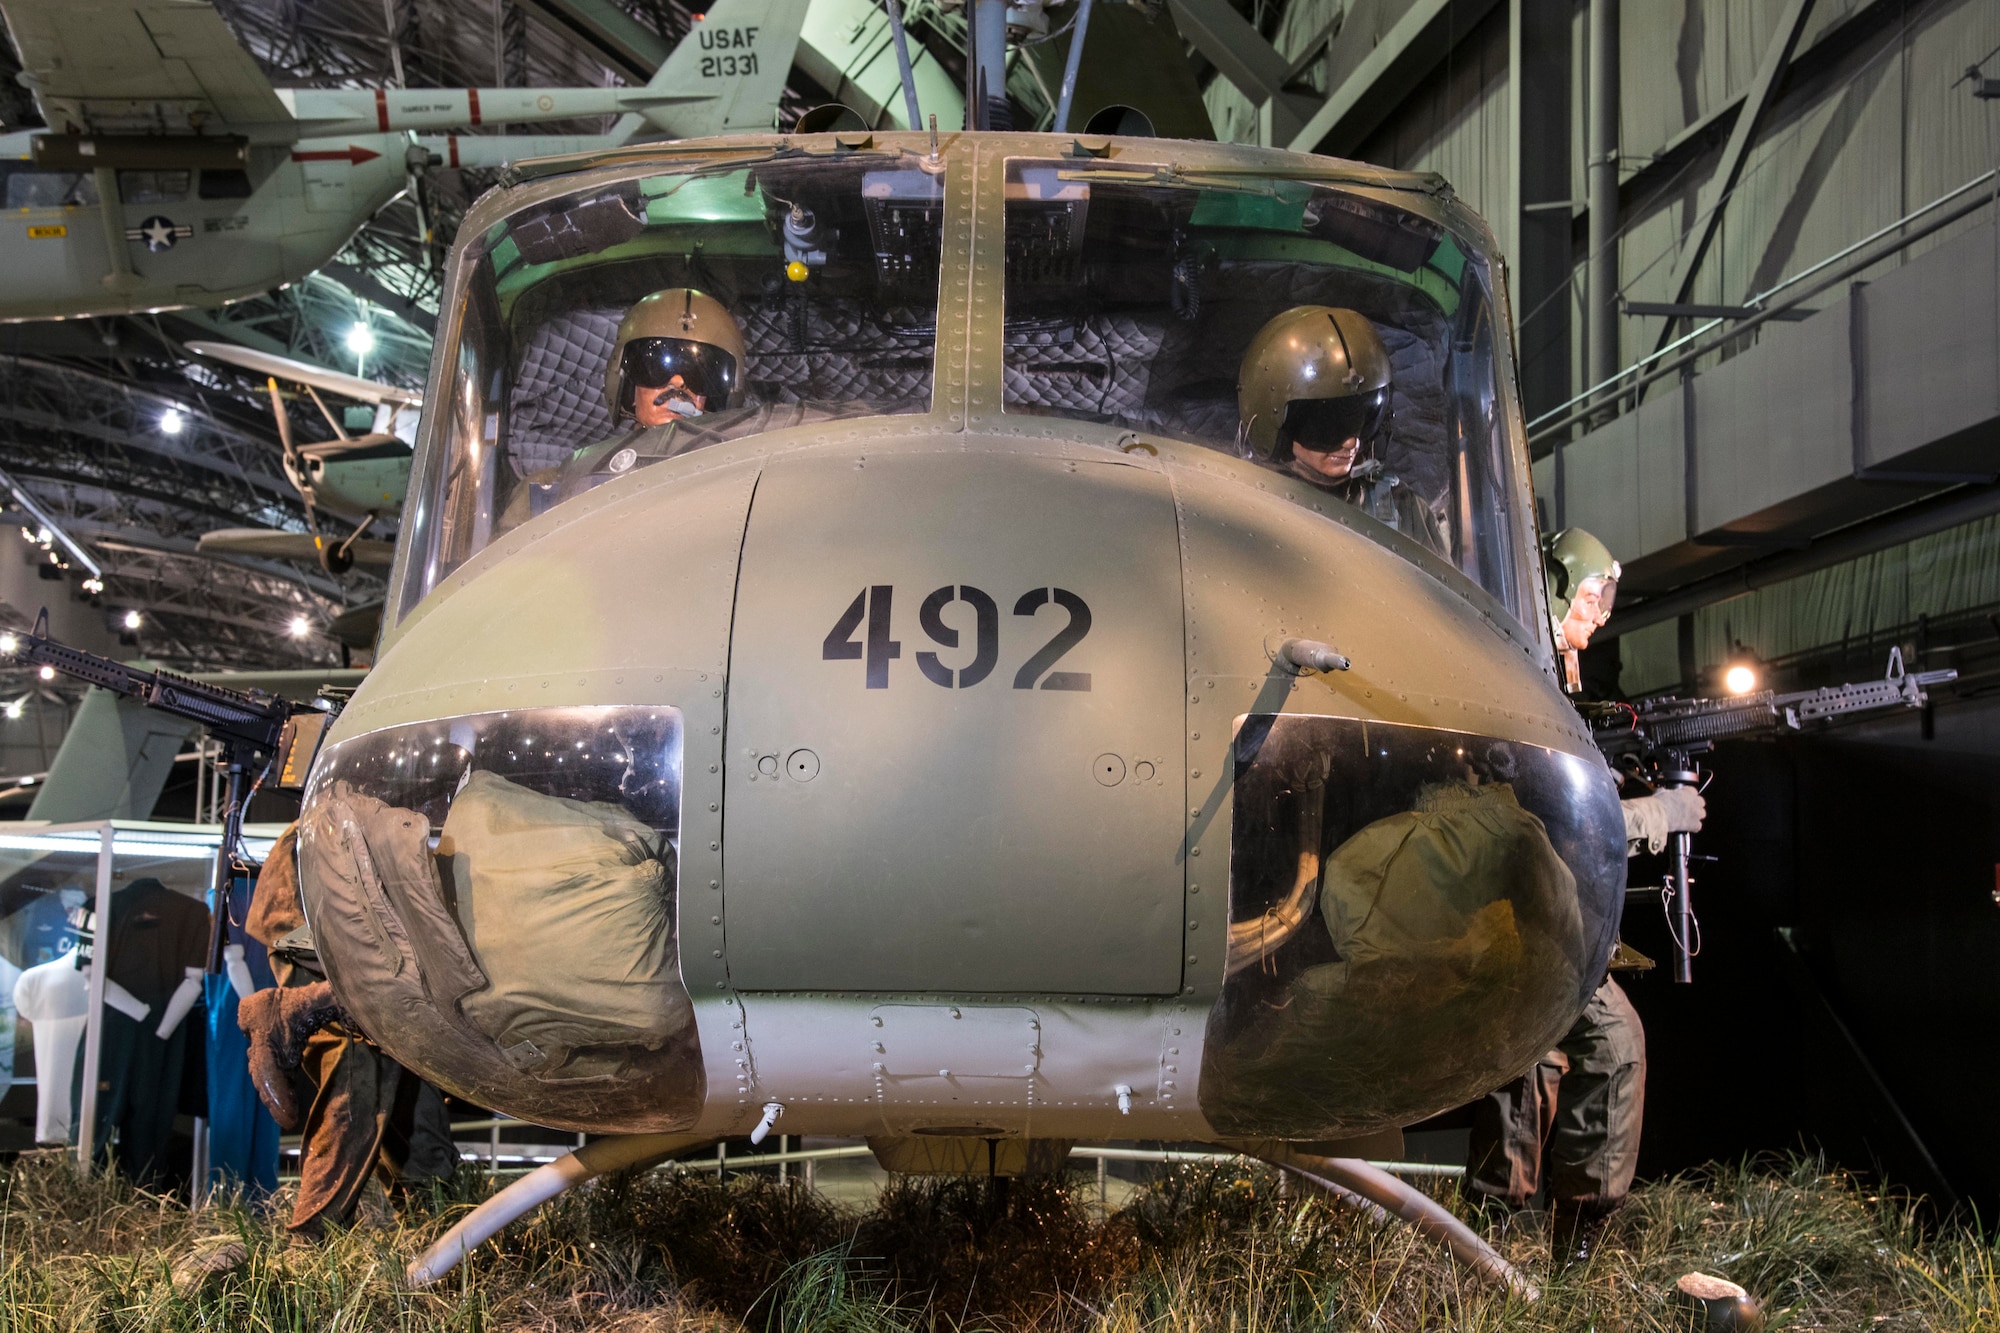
[4,609,335,973]
[1582,649,1955,983]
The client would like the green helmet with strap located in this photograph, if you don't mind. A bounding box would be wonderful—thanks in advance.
[1543,527,1621,625]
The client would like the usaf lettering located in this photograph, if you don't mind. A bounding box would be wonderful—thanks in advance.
[698,24,759,77]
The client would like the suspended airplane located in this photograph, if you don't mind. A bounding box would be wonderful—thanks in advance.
[0,0,810,321]
[186,340,419,574]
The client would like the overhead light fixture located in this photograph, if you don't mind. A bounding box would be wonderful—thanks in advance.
[37,665,55,681]
[121,609,142,631]
[0,632,16,655]
[288,614,312,638]
[160,407,184,436]
[1723,663,1759,695]
[33,526,51,546]
[345,324,376,357]
[3,700,20,720]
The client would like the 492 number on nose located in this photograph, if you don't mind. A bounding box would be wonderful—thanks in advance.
[822,585,1092,691]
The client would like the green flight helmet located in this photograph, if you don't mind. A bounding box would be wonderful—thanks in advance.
[604,287,748,425]
[1543,527,1622,625]
[1237,306,1393,464]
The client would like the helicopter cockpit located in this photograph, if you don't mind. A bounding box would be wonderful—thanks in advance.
[400,139,1535,636]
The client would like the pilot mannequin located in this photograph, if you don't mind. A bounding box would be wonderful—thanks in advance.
[1465,527,1705,1265]
[549,286,873,499]
[1236,305,1444,551]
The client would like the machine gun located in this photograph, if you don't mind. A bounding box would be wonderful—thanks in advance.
[3,608,335,972]
[1582,649,1956,983]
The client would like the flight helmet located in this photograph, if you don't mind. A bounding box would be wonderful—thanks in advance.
[1237,306,1393,467]
[1543,527,1621,628]
[604,288,748,425]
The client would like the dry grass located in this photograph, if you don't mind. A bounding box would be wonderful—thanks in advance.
[0,1148,1992,1332]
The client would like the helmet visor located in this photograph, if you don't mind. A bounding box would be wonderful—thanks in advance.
[1279,388,1389,458]
[621,337,739,414]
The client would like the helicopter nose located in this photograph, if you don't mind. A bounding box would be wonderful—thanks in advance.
[298,434,1620,1138]
[719,449,1191,996]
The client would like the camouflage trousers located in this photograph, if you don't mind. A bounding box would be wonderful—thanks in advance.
[1465,975,1646,1208]
[291,1025,459,1237]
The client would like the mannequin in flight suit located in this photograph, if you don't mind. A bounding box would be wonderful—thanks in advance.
[1465,528,1706,1263]
[1236,304,1444,552]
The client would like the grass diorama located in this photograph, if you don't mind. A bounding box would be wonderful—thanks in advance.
[0,1149,1991,1331]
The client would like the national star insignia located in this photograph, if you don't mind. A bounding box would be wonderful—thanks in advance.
[125,216,194,253]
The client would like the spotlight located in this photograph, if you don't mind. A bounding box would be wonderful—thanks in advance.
[3,700,20,720]
[37,665,55,681]
[1723,663,1758,695]
[33,526,51,546]
[0,632,16,655]
[81,577,103,595]
[345,324,376,356]
[160,407,184,436]
[288,614,312,638]
[121,609,142,631]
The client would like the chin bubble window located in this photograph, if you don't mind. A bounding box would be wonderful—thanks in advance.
[298,706,700,1132]
[1200,714,1627,1139]
[400,152,946,613]
[1000,160,1532,627]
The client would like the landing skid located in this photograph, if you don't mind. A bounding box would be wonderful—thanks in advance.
[407,1136,1536,1299]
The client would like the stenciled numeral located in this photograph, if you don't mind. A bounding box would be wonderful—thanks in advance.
[826,584,1090,690]
[916,585,999,688]
[1012,588,1093,691]
[822,586,900,688]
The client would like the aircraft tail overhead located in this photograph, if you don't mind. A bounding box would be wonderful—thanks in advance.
[614,0,810,141]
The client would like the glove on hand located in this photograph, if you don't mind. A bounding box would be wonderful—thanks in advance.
[1652,785,1707,833]
[1620,785,1707,854]
[238,982,343,1131]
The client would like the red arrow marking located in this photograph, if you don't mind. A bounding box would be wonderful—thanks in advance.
[290,145,382,165]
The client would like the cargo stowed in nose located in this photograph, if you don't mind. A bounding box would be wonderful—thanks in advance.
[290,129,1625,1290]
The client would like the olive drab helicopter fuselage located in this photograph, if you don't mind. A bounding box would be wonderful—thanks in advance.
[297,130,1627,1175]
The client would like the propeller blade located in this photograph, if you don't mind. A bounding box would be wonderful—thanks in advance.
[265,377,296,459]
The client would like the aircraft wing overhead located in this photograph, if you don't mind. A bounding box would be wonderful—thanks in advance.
[1,0,290,136]
[185,341,423,407]
[198,528,396,567]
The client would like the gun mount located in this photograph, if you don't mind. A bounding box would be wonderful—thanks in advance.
[1581,649,1956,982]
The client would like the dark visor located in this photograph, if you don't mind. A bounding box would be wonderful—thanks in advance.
[621,337,739,412]
[1279,388,1389,455]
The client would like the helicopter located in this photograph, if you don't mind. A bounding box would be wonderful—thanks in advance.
[271,43,1628,1291]
[0,0,809,322]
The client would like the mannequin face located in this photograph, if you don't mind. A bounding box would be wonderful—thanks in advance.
[1291,435,1363,481]
[1561,576,1611,651]
[633,374,705,427]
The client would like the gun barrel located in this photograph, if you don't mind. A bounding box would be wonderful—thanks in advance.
[10,627,291,759]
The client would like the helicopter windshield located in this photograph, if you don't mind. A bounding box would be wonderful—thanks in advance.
[400,152,945,602]
[1001,160,1529,616]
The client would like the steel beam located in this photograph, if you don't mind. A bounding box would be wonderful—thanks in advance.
[1507,0,1572,427]
[1600,0,1898,242]
[1166,0,1303,142]
[1586,0,1618,413]
[511,0,671,82]
[1649,0,1817,355]
[1285,0,1504,158]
